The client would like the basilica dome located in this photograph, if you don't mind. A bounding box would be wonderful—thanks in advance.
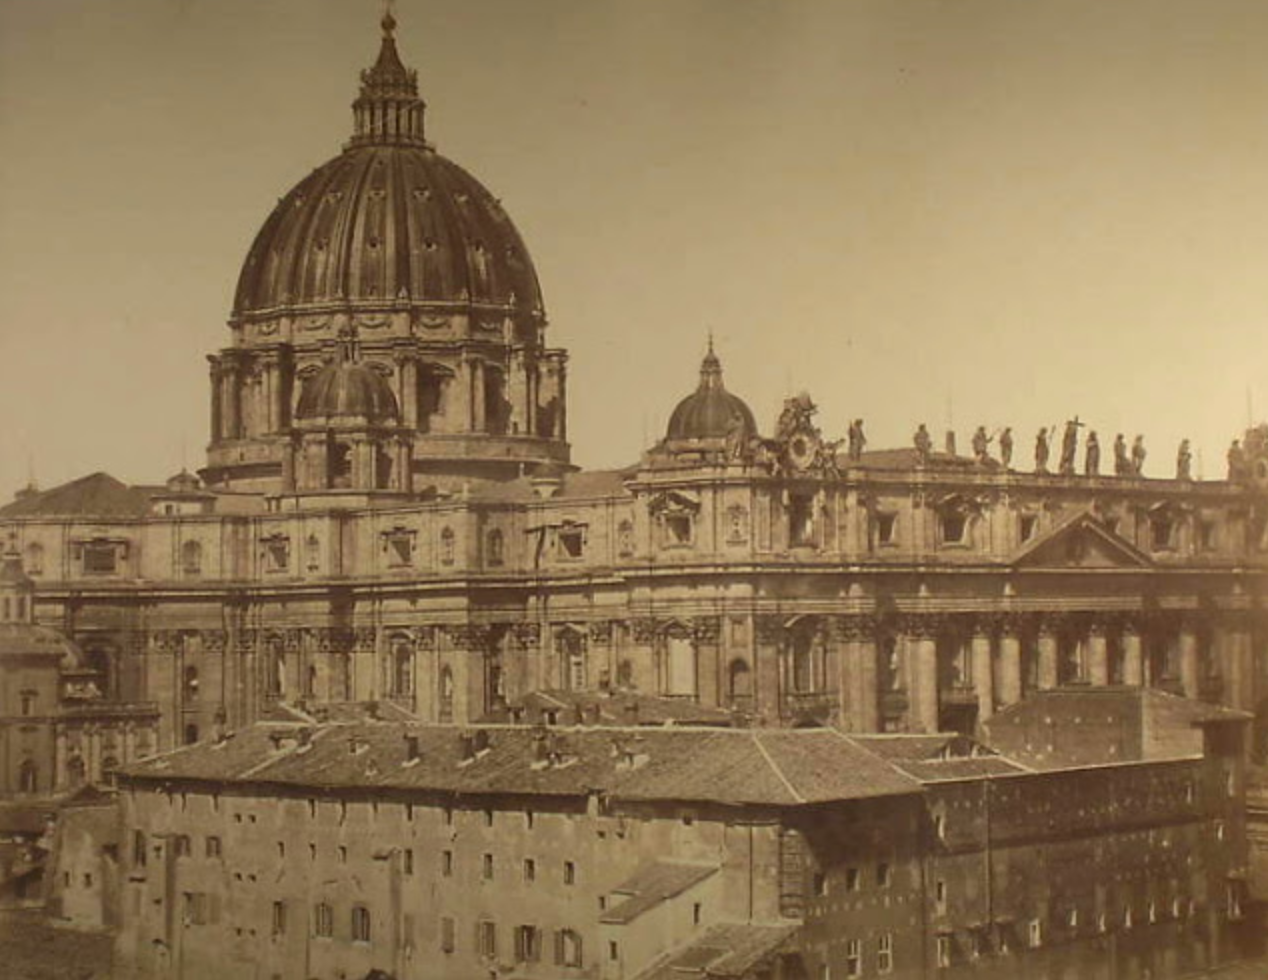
[231,14,543,320]
[665,345,757,442]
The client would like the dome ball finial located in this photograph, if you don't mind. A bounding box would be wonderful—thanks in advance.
[381,0,397,37]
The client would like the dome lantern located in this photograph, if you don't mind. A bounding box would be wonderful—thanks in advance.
[348,9,428,148]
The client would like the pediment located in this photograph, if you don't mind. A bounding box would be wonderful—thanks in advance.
[1011,513,1152,570]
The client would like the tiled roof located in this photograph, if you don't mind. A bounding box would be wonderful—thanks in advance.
[477,690,733,727]
[119,723,923,807]
[600,860,718,924]
[638,923,798,980]
[850,733,1028,782]
[0,472,153,518]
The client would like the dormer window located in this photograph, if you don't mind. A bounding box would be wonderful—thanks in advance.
[650,491,700,550]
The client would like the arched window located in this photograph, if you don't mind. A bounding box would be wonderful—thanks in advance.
[727,659,752,703]
[183,666,199,701]
[18,759,37,794]
[180,540,202,577]
[393,639,414,697]
[879,635,901,692]
[305,534,320,572]
[487,528,504,567]
[303,665,317,698]
[615,659,634,690]
[329,443,353,488]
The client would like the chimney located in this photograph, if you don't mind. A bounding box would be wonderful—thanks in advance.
[531,731,550,768]
[473,730,490,754]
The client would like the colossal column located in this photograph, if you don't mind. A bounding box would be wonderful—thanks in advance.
[1037,620,1059,690]
[971,627,994,721]
[1179,622,1200,698]
[1088,624,1109,687]
[1122,624,1144,686]
[996,618,1023,707]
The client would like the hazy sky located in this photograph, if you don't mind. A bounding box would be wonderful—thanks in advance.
[3,0,1268,493]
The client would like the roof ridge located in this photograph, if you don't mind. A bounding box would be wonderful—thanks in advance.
[750,731,805,804]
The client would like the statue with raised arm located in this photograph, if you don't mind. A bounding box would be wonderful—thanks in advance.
[1176,439,1192,481]
[1113,434,1131,476]
[971,426,991,464]
[1034,428,1050,473]
[1131,435,1147,476]
[1084,431,1100,476]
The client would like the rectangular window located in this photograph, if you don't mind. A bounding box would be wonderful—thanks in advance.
[133,831,147,867]
[563,860,576,885]
[271,901,286,938]
[1028,919,1042,948]
[1019,513,1037,542]
[337,846,347,864]
[877,933,893,974]
[812,872,827,898]
[404,849,414,875]
[441,916,455,953]
[514,925,541,962]
[941,512,967,545]
[314,903,333,938]
[351,905,371,943]
[935,879,947,914]
[483,853,494,880]
[845,866,860,892]
[174,835,192,858]
[442,850,453,876]
[877,512,897,545]
[523,858,536,882]
[665,513,694,546]
[83,541,118,574]
[609,940,619,962]
[478,920,497,958]
[937,935,951,968]
[789,494,815,547]
[845,938,862,978]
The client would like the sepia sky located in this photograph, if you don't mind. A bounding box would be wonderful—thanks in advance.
[3,0,1268,493]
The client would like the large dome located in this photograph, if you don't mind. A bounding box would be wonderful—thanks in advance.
[233,146,542,318]
[231,14,542,320]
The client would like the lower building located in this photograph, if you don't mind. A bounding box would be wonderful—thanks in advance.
[110,695,1254,980]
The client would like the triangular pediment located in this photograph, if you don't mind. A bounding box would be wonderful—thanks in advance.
[1011,512,1153,570]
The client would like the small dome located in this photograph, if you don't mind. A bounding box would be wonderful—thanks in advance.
[296,356,400,425]
[665,345,757,442]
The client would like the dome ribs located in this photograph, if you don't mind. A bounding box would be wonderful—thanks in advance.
[230,148,546,318]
